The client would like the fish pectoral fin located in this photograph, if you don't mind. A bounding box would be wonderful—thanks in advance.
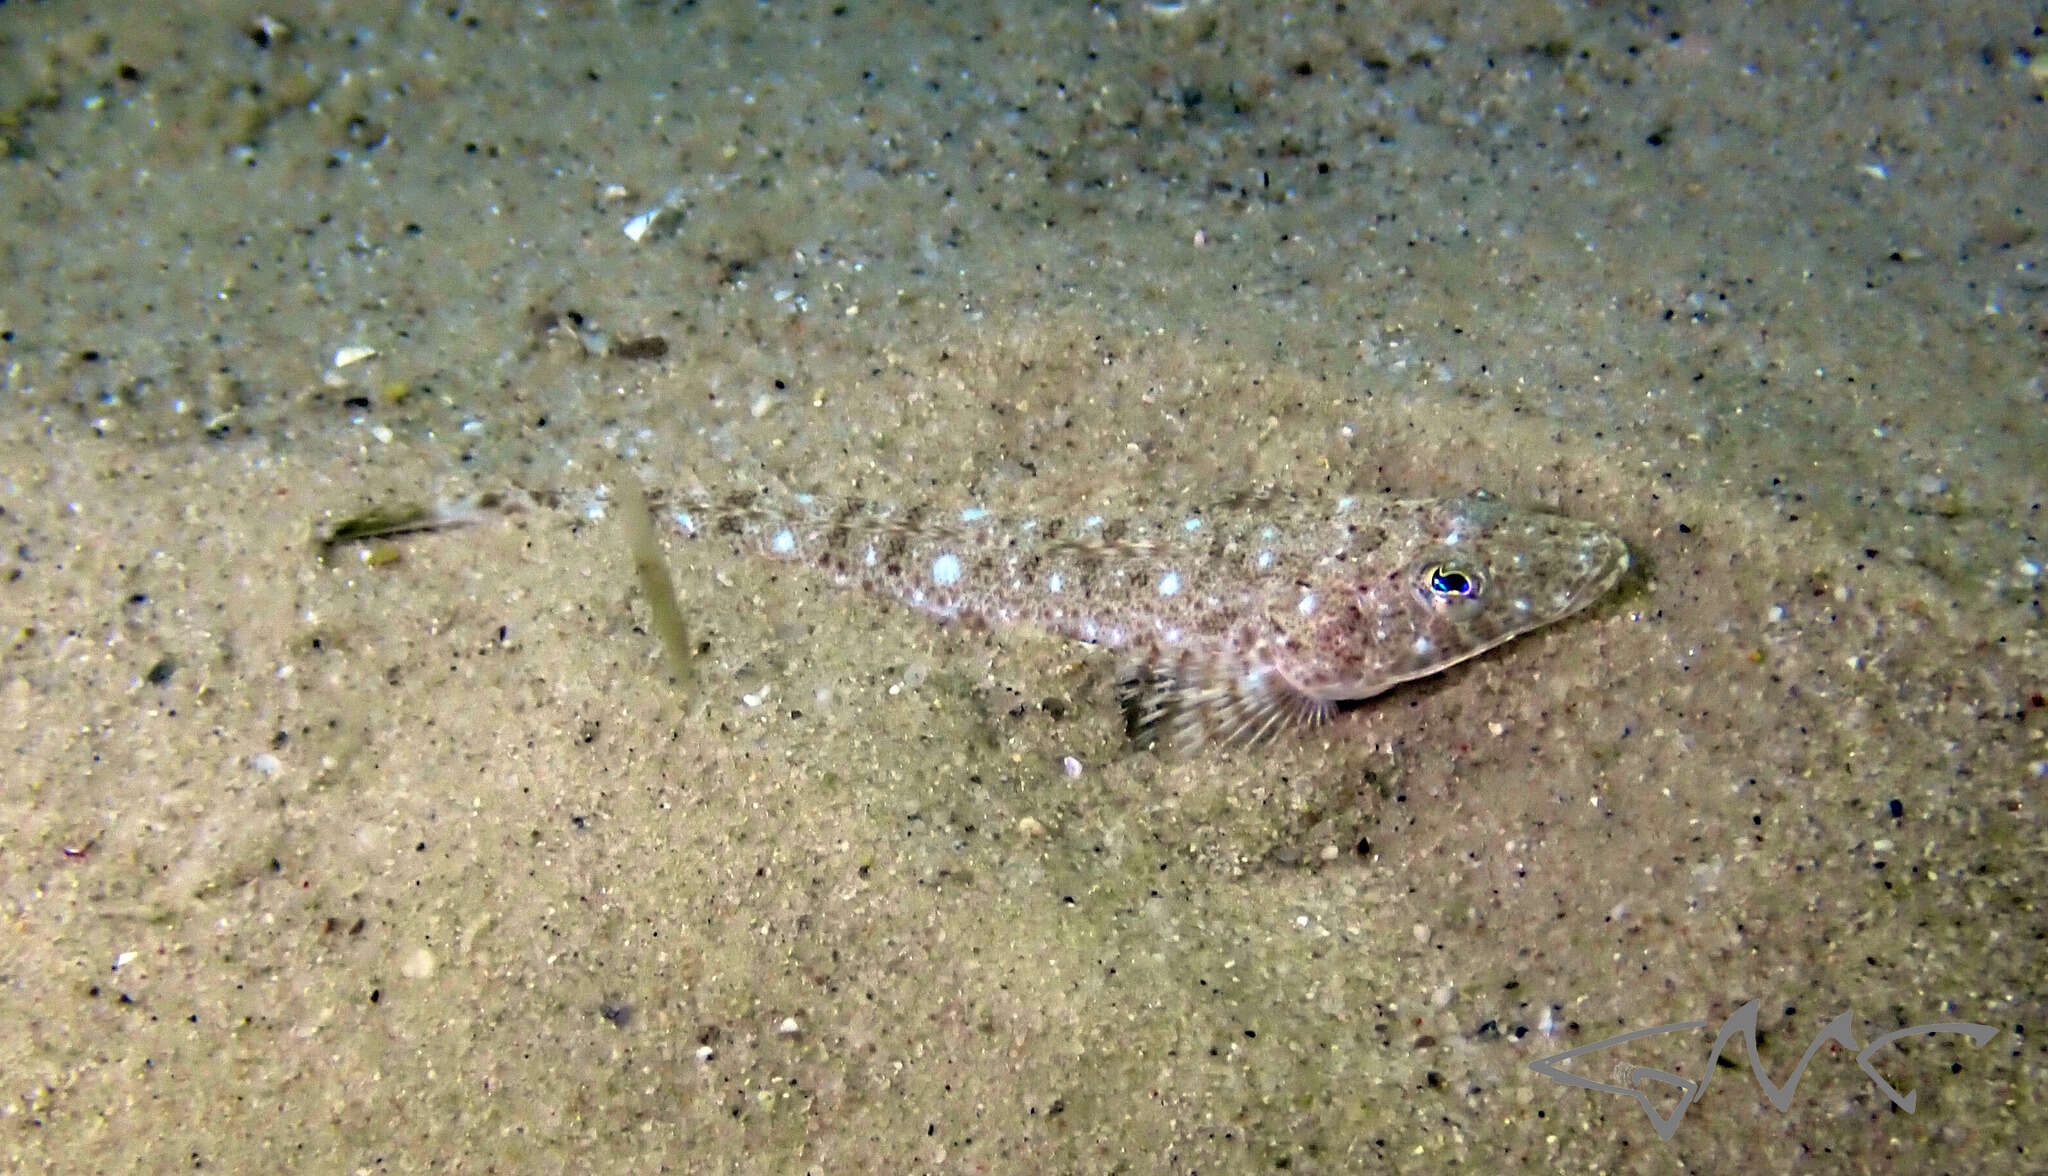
[1118,649,1333,751]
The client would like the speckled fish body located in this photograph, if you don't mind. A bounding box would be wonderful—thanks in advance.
[657,486,1629,747]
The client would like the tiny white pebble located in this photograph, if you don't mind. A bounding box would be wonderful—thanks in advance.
[695,1045,716,1062]
[113,951,137,970]
[1062,756,1083,779]
[771,529,796,554]
[932,553,963,586]
[1157,570,1181,597]
[400,946,436,980]
[332,345,377,367]
[776,1016,801,1036]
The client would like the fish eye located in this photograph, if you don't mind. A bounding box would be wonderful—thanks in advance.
[1425,563,1480,598]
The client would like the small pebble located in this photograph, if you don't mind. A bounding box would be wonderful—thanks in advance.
[399,946,436,980]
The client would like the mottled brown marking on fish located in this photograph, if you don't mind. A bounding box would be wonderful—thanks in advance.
[653,484,1629,748]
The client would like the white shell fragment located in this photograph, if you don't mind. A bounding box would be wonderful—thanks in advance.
[332,345,378,367]
[622,185,690,243]
[399,946,437,979]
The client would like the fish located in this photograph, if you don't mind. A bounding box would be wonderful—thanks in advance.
[651,484,1629,748]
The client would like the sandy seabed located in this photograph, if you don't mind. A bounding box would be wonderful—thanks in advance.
[2,2,2041,1172]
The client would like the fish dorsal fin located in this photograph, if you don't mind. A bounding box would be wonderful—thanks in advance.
[1118,645,1334,750]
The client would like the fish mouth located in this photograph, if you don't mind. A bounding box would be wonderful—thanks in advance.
[1581,532,1630,594]
[1567,527,1632,609]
